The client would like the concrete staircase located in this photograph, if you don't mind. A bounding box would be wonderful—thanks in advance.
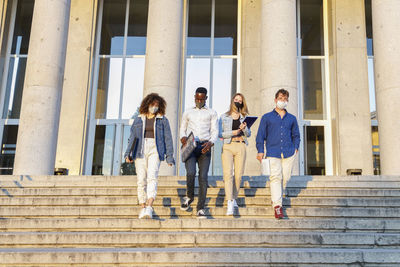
[0,175,400,266]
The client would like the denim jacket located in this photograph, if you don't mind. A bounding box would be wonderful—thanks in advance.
[218,113,251,145]
[124,114,175,164]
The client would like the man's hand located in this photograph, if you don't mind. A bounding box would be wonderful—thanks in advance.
[256,153,264,163]
[180,137,188,146]
[125,156,133,163]
[201,141,213,154]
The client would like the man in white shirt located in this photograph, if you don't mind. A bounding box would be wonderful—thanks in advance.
[179,87,218,218]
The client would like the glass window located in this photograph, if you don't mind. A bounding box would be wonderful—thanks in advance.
[212,58,236,114]
[3,57,27,119]
[214,0,237,55]
[367,58,376,113]
[300,0,324,56]
[304,126,325,175]
[100,0,126,55]
[121,58,145,119]
[184,58,211,110]
[11,0,34,55]
[365,0,373,56]
[0,126,18,175]
[95,58,123,119]
[187,0,212,56]
[0,0,34,175]
[302,59,325,120]
[126,0,148,55]
[92,125,115,175]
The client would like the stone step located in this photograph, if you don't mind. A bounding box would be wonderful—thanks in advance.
[1,231,399,248]
[1,206,399,218]
[1,196,400,208]
[2,175,400,182]
[2,179,400,188]
[1,218,399,232]
[0,247,398,265]
[2,187,400,197]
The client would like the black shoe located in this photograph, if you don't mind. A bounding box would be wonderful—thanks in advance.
[180,197,193,211]
[196,209,207,219]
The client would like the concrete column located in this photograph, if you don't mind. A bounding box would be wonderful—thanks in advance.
[55,0,96,175]
[372,0,400,175]
[260,0,298,174]
[143,0,182,175]
[13,0,71,175]
[332,0,373,175]
[241,0,261,175]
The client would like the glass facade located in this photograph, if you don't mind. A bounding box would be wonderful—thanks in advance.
[183,0,238,176]
[365,0,380,174]
[298,0,328,175]
[89,0,148,175]
[0,0,34,174]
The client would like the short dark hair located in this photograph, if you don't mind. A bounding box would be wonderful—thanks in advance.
[195,87,207,95]
[275,88,289,99]
[139,93,166,116]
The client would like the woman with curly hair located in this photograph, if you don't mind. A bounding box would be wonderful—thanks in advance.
[218,93,251,216]
[124,93,175,219]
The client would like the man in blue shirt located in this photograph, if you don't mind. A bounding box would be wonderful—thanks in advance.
[256,89,300,219]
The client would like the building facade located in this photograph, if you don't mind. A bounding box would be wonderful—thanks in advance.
[0,0,398,176]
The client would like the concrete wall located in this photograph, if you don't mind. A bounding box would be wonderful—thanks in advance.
[329,0,374,175]
[55,0,97,175]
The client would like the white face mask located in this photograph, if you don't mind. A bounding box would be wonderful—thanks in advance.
[276,100,288,110]
[149,106,158,114]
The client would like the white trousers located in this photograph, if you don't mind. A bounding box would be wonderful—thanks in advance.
[268,153,296,207]
[135,138,161,204]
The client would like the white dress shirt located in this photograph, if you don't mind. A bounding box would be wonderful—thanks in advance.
[180,106,218,144]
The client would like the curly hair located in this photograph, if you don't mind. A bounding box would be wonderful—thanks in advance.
[139,93,167,116]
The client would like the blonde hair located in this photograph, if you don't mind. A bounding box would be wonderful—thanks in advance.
[225,93,249,116]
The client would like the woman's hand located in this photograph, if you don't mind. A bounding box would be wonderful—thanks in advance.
[125,156,133,163]
[239,122,247,130]
[233,129,242,136]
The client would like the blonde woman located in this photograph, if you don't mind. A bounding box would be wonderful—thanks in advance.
[218,93,251,215]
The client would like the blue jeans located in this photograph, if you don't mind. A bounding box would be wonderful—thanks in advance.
[185,142,211,211]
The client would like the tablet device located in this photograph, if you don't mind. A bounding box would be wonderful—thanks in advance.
[243,116,258,128]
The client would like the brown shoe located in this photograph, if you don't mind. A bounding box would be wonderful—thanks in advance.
[274,205,284,219]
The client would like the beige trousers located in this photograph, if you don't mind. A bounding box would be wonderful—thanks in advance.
[268,153,296,207]
[222,142,247,200]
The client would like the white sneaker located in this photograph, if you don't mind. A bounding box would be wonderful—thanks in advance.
[138,207,146,219]
[226,200,234,216]
[232,199,239,208]
[144,206,153,219]
[196,209,207,219]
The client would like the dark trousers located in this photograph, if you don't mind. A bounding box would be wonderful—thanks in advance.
[185,142,211,211]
